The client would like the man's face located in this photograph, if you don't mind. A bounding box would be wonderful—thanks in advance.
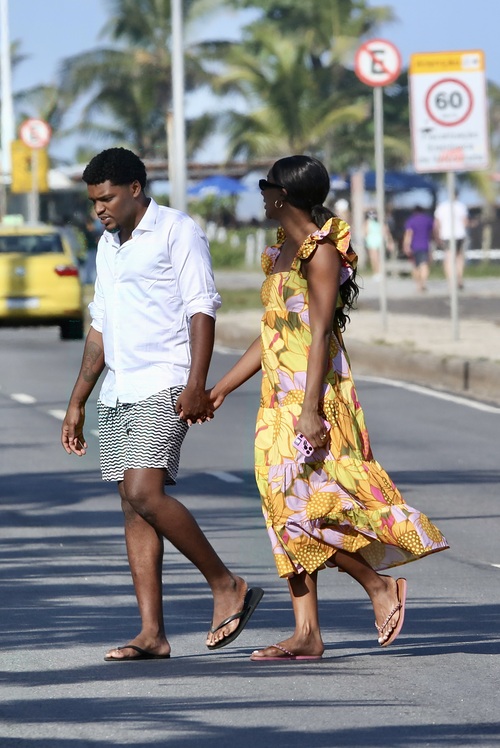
[88,180,141,234]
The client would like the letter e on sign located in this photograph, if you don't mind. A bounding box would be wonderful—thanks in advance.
[354,39,402,87]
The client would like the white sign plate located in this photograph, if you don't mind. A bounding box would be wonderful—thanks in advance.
[354,39,401,87]
[19,118,52,150]
[409,50,489,172]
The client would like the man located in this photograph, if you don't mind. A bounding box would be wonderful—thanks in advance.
[61,148,262,661]
[434,193,469,289]
[403,205,434,293]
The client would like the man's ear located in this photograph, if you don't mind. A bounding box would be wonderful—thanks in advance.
[131,180,143,197]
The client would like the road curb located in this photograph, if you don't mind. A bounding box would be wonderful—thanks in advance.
[215,314,500,406]
[347,341,500,405]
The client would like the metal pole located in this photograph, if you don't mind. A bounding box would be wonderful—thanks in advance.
[0,0,15,217]
[374,86,387,331]
[29,149,39,222]
[446,170,459,341]
[170,0,187,212]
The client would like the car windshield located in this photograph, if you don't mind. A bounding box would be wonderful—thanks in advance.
[0,233,64,255]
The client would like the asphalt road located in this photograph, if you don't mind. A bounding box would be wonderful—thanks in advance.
[1,328,499,747]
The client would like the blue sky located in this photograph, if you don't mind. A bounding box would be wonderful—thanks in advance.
[7,0,500,162]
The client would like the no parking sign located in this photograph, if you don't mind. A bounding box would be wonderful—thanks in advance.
[409,50,489,172]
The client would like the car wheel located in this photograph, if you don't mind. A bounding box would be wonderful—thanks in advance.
[60,318,84,340]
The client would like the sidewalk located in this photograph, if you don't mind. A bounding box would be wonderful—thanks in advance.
[214,273,500,405]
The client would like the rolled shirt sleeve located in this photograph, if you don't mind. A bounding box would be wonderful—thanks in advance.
[170,215,222,319]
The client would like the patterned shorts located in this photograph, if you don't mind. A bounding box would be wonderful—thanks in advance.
[97,387,189,485]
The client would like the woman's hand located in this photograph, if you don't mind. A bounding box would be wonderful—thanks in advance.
[208,386,225,411]
[296,411,330,450]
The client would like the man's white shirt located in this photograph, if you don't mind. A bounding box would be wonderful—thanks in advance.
[89,199,221,406]
[434,200,468,241]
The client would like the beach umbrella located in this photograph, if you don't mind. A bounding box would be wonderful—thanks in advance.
[188,175,247,197]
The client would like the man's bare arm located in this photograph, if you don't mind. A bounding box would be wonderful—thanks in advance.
[61,327,105,455]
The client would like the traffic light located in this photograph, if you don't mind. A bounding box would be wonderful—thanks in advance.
[10,140,49,193]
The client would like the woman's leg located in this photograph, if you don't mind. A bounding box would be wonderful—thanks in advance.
[368,248,380,275]
[334,549,404,644]
[251,570,324,659]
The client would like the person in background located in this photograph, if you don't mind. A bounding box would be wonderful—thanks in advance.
[434,193,469,290]
[206,155,449,661]
[54,215,87,269]
[333,198,350,224]
[61,147,263,662]
[364,210,394,281]
[403,205,434,292]
[80,213,102,285]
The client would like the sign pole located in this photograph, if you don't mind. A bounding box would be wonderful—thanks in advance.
[354,39,401,333]
[446,170,459,340]
[28,148,39,223]
[374,86,387,332]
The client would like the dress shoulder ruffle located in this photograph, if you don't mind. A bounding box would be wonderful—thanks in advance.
[297,218,356,270]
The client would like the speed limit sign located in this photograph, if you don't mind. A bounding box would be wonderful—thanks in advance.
[425,78,473,126]
[409,50,489,172]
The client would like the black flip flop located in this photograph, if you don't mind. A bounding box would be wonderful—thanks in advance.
[104,644,171,662]
[207,587,264,650]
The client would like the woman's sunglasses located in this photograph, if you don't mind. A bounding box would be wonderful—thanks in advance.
[259,178,285,191]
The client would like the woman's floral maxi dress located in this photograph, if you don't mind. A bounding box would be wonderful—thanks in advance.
[254,217,449,579]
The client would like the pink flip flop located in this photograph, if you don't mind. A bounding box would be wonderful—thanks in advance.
[376,577,408,647]
[250,643,323,662]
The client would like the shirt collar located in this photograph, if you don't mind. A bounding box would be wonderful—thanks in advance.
[132,197,159,236]
[102,197,159,246]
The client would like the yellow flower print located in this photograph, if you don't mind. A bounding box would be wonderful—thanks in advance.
[253,219,448,578]
[418,513,444,543]
[261,276,274,306]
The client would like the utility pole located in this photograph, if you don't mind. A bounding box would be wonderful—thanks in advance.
[0,0,15,219]
[170,0,187,212]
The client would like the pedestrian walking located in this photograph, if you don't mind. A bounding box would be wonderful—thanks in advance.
[61,148,263,661]
[205,155,449,661]
[364,210,394,280]
[403,205,434,292]
[434,192,469,289]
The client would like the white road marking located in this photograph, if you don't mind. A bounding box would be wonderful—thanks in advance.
[358,375,500,414]
[11,393,36,404]
[206,471,244,483]
[491,564,500,569]
[47,409,67,420]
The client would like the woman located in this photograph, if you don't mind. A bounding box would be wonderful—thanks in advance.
[364,210,394,280]
[209,156,448,661]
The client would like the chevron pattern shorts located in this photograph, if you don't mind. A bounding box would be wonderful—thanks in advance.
[97,387,189,485]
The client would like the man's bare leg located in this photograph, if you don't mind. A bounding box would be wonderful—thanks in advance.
[106,467,247,658]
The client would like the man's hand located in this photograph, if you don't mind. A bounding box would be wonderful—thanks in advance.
[176,384,214,426]
[61,403,88,456]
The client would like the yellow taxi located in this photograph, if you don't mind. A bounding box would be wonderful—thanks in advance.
[0,218,84,339]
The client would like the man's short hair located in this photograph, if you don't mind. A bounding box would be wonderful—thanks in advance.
[82,148,147,189]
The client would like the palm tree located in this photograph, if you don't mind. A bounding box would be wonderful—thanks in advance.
[232,0,395,67]
[200,1,409,171]
[205,26,368,164]
[57,0,217,159]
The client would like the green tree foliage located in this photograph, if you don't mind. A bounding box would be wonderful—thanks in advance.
[203,25,368,162]
[204,0,411,171]
[57,0,216,158]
